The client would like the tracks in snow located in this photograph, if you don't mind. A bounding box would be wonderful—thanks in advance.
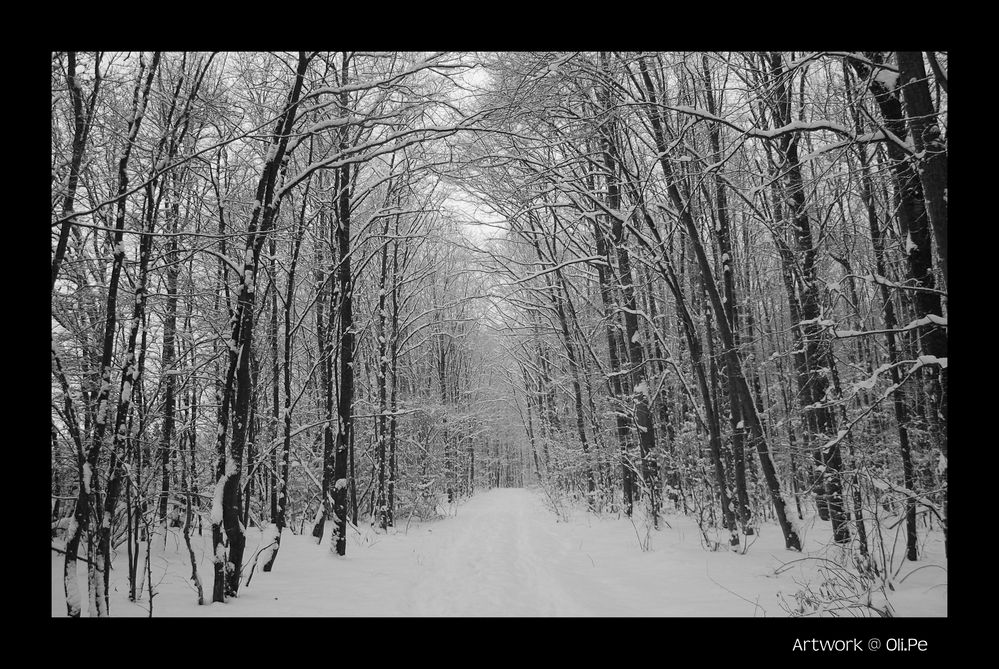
[406,488,588,616]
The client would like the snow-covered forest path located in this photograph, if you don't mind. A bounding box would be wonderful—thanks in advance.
[53,486,947,617]
[406,488,592,615]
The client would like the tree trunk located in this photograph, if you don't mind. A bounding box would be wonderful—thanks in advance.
[52,51,101,292]
[213,53,309,599]
[331,52,354,556]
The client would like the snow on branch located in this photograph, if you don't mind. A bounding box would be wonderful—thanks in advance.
[866,473,944,519]
[654,104,859,143]
[852,273,948,297]
[801,314,947,340]
[505,256,604,286]
[815,356,946,456]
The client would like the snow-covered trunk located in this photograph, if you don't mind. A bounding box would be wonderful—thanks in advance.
[330,52,355,555]
[243,354,259,528]
[221,206,262,596]
[520,365,542,482]
[896,51,948,289]
[88,531,104,616]
[178,430,204,604]
[439,339,453,504]
[53,347,88,616]
[211,457,238,600]
[269,237,280,523]
[349,403,359,524]
[158,182,179,530]
[212,53,309,598]
[313,231,332,543]
[212,297,239,602]
[62,507,83,617]
[332,112,353,556]
[387,232,401,526]
[896,51,948,555]
[264,274,293,570]
[376,215,392,530]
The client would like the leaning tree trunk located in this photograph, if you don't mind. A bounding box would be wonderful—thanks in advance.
[701,55,752,533]
[52,51,101,292]
[212,53,309,600]
[765,52,849,545]
[635,54,800,550]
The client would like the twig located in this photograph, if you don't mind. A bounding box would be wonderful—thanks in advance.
[774,555,844,575]
[706,564,766,616]
[51,545,106,571]
[897,563,947,585]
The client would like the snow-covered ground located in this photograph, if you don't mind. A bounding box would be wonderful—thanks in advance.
[52,487,946,616]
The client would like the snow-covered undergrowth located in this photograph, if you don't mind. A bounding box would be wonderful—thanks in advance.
[51,487,946,617]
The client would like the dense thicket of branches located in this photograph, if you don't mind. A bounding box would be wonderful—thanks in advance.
[52,51,947,616]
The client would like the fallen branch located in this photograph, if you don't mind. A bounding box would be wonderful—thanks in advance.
[242,540,279,588]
